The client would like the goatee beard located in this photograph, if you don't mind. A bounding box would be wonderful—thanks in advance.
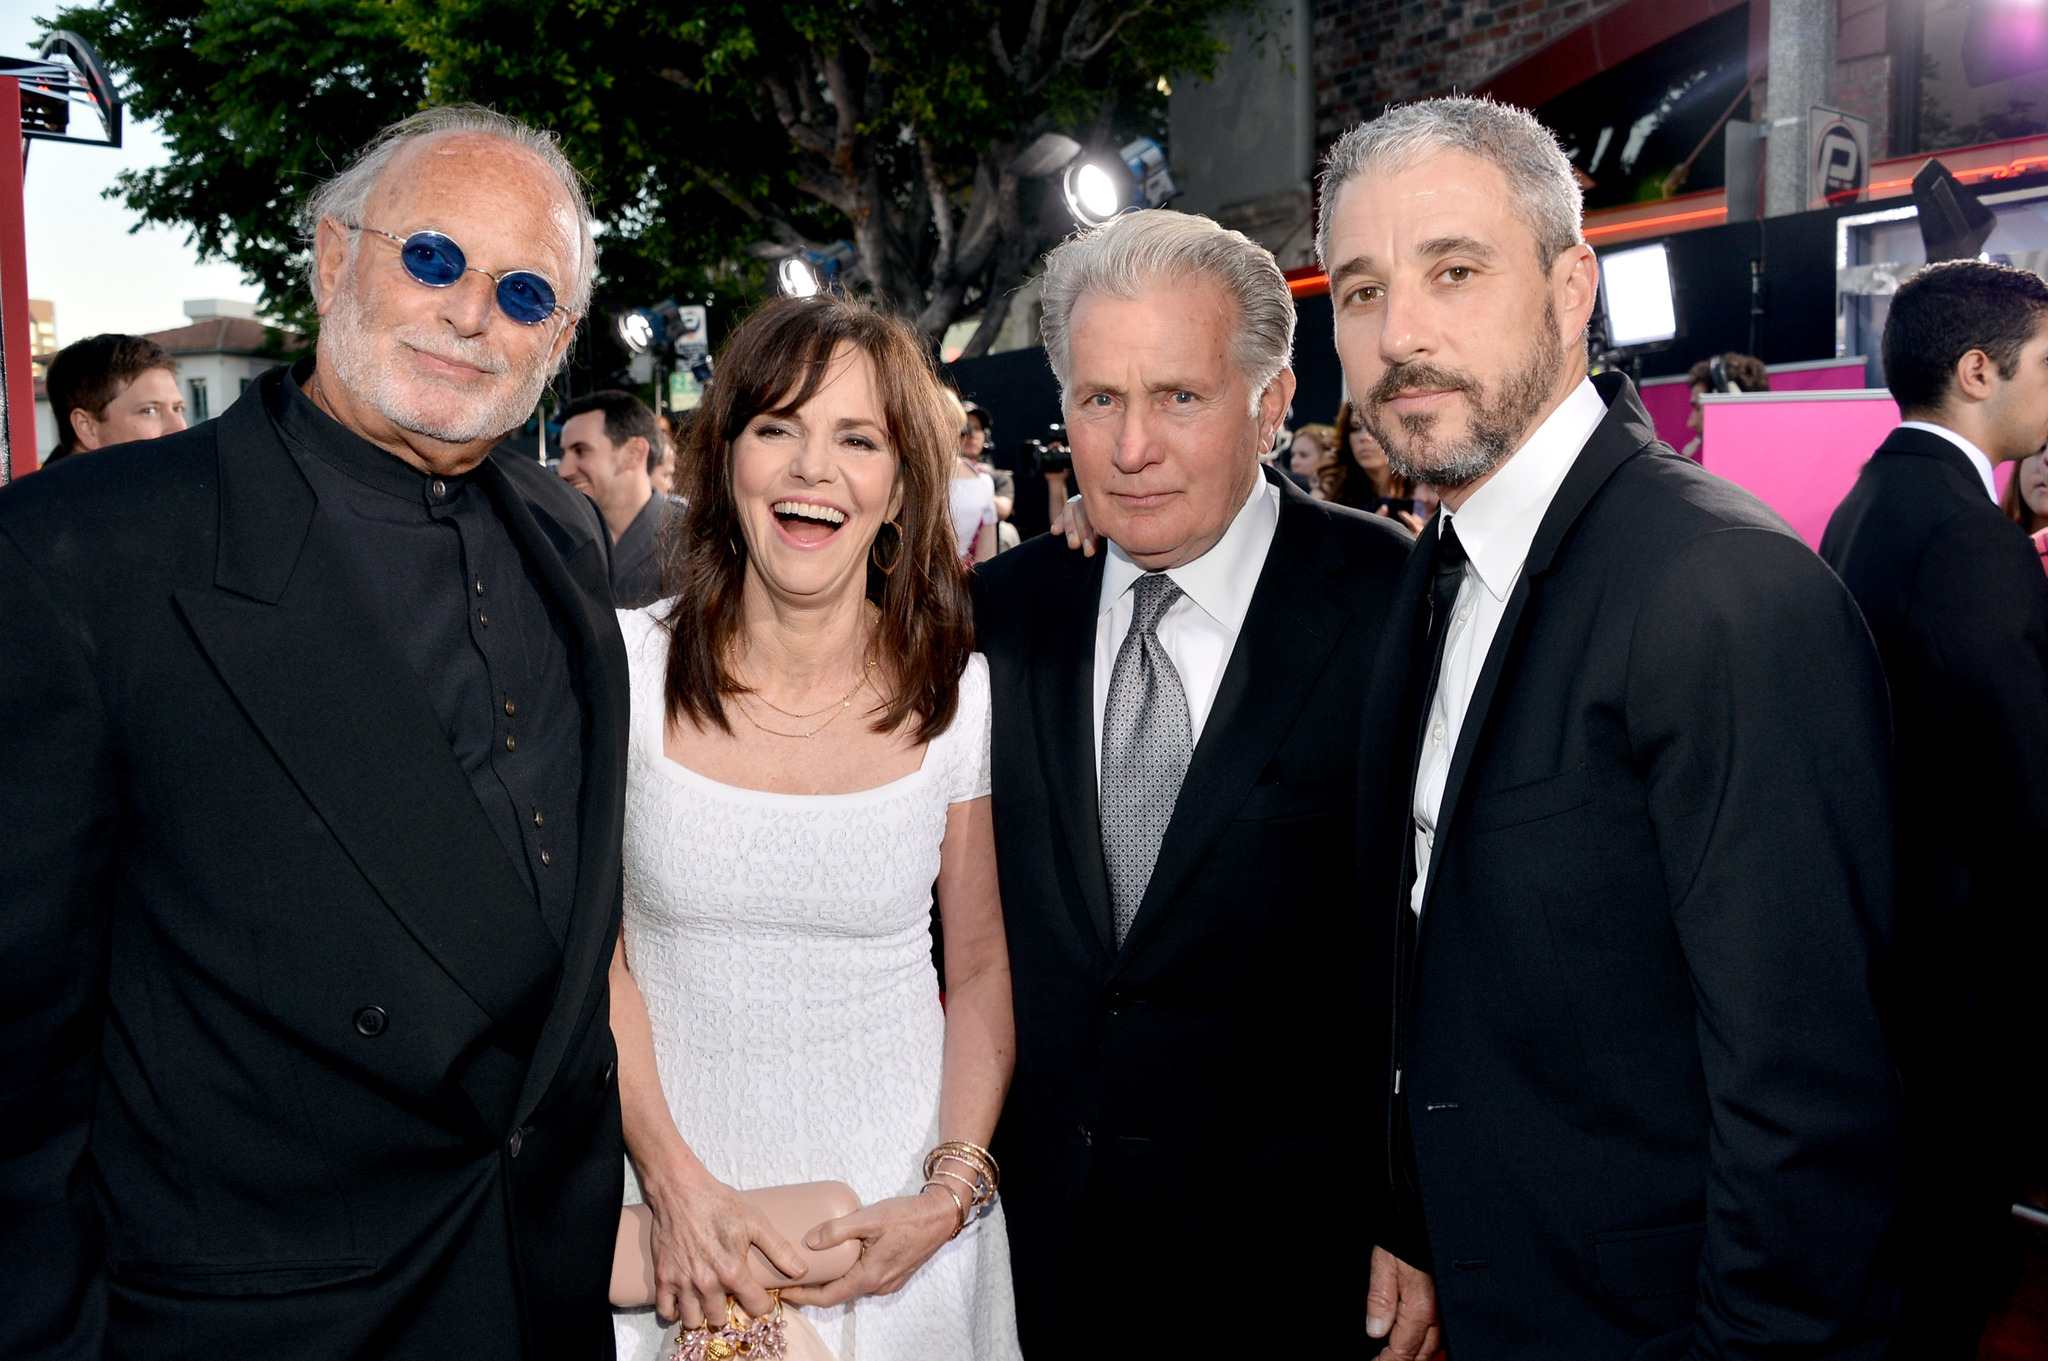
[1363,297,1566,490]
[322,286,551,445]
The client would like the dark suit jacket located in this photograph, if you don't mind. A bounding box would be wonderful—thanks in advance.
[610,490,670,609]
[0,372,629,1360]
[1820,426,2048,1170]
[1359,375,1901,1360]
[973,469,1411,1350]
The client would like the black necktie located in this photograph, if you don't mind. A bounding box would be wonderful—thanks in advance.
[1406,520,1469,790]
[1390,519,1467,1258]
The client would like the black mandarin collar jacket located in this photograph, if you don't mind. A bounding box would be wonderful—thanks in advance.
[0,366,630,1359]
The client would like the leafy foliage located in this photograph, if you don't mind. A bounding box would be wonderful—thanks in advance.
[53,0,1240,352]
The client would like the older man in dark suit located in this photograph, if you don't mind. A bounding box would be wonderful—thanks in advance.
[973,209,1412,1356]
[1330,98,1901,1360]
[1822,259,2048,1360]
[0,107,627,1359]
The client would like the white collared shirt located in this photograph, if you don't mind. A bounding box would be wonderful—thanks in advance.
[1410,378,1608,915]
[1093,474,1280,782]
[1898,420,2000,501]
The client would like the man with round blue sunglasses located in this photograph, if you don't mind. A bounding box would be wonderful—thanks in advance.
[0,105,634,1361]
[347,224,570,327]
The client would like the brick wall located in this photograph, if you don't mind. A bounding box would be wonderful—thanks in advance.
[1832,54,1892,160]
[1313,0,1893,169]
[1312,0,1629,144]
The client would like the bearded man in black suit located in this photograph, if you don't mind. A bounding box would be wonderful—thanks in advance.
[1329,98,1901,1360]
[1822,260,2048,1359]
[0,107,628,1359]
[973,209,1414,1356]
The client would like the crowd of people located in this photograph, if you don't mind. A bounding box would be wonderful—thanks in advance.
[2,93,2045,1361]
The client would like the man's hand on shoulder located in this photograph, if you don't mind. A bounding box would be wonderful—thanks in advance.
[1367,1246,1442,1361]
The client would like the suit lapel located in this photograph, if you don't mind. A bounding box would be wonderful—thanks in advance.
[176,379,562,1045]
[1030,546,1117,956]
[475,458,631,1122]
[1114,478,1353,967]
[1413,373,1651,919]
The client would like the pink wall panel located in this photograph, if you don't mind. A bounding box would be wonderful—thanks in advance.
[1700,392,1900,547]
[1639,381,1695,455]
[1639,360,1871,462]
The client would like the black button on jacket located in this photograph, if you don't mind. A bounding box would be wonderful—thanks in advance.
[274,367,584,944]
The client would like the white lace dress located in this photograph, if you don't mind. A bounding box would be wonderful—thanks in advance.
[612,606,1020,1361]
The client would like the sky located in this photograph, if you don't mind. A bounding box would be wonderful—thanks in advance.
[5,0,258,346]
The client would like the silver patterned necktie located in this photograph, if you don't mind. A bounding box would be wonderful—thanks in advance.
[1101,572,1194,946]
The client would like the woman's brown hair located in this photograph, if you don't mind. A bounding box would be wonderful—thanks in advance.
[658,295,974,742]
[2001,451,2046,534]
[1326,399,1412,508]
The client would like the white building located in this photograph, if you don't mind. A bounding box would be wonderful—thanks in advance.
[145,299,304,423]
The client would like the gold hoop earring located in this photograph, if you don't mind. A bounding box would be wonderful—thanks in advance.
[872,520,904,576]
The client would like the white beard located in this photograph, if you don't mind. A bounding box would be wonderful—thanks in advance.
[321,286,552,444]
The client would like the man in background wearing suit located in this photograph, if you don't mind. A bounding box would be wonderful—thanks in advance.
[0,107,627,1358]
[1821,260,2048,1360]
[1333,98,1901,1359]
[973,210,1413,1355]
[556,388,671,607]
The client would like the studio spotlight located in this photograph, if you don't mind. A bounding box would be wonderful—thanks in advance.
[777,255,824,298]
[615,310,655,354]
[1056,136,1178,227]
[1063,161,1126,226]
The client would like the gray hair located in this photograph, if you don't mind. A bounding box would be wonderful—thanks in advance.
[300,104,598,316]
[1315,96,1583,271]
[1039,209,1294,413]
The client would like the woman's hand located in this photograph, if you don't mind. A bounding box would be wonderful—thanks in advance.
[779,1185,962,1307]
[1049,493,1101,557]
[641,1163,809,1328]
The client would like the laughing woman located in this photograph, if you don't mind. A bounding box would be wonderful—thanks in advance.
[608,296,1020,1361]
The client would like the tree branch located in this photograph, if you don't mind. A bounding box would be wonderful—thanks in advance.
[1019,0,1055,85]
[987,21,1015,78]
[1061,6,1145,69]
[762,71,834,157]
[696,171,825,253]
[919,132,957,284]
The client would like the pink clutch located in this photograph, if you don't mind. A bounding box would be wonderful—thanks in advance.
[610,1180,863,1307]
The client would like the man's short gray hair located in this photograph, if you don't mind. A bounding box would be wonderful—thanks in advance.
[300,104,597,316]
[1039,209,1294,412]
[1315,96,1584,272]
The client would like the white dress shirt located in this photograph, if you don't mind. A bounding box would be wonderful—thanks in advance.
[1410,378,1608,915]
[1897,420,2000,501]
[1093,475,1280,783]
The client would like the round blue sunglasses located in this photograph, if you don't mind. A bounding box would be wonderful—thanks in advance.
[350,225,566,325]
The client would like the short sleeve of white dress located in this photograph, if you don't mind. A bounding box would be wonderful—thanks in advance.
[945,653,993,804]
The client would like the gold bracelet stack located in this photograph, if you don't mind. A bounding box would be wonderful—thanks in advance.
[920,1140,1000,1239]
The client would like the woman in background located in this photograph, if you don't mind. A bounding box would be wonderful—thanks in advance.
[1288,422,1336,484]
[944,392,999,566]
[1327,400,1425,532]
[2002,447,2047,536]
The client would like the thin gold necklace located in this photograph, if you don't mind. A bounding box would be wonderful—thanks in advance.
[732,667,874,739]
[729,608,881,738]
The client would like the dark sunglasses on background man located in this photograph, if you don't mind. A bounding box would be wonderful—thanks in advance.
[346,223,567,325]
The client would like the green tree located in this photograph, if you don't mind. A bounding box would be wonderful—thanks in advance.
[53,0,1241,353]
